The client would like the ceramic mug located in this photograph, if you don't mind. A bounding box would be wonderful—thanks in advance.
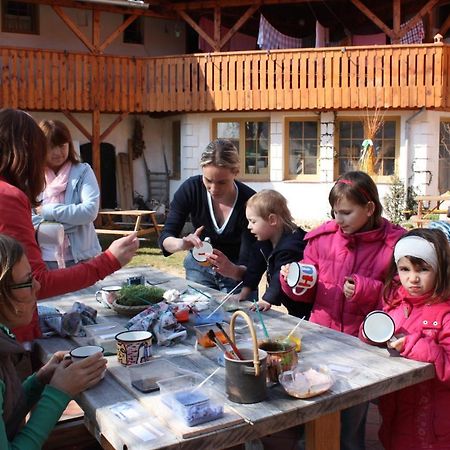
[286,263,317,295]
[70,345,104,360]
[115,330,153,366]
[95,285,122,307]
[362,310,396,344]
[192,241,213,267]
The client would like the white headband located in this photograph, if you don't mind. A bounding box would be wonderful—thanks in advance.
[394,236,438,271]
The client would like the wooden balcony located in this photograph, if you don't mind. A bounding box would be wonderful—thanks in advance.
[1,43,449,114]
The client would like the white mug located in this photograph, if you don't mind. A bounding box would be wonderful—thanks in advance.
[286,263,317,296]
[362,310,396,344]
[95,285,122,307]
[69,345,105,379]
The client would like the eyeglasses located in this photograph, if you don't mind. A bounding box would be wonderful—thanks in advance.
[9,279,34,290]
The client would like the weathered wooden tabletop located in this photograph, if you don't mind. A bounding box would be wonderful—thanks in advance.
[35,266,435,450]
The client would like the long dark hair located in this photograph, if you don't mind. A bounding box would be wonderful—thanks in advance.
[0,234,24,315]
[0,109,47,207]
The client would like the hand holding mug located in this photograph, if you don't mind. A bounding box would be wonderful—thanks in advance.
[343,276,356,299]
[286,263,317,296]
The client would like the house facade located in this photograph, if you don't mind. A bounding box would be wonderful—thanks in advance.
[1,0,449,222]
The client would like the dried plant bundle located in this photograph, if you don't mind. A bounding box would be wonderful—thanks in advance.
[359,107,385,175]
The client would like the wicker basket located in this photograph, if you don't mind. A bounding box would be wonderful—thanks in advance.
[110,300,152,316]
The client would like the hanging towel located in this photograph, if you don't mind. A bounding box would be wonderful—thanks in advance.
[257,14,302,50]
[393,19,425,44]
[315,21,329,48]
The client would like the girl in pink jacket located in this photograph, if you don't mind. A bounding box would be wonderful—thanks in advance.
[367,228,450,450]
[280,171,405,450]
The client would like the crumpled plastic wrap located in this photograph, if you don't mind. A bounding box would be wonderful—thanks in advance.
[38,301,97,337]
[125,302,187,346]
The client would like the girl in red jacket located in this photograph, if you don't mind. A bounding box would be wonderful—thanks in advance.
[369,228,450,450]
[280,171,405,450]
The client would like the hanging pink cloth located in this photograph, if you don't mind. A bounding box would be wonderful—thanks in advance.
[43,161,72,203]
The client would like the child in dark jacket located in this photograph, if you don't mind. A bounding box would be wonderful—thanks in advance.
[238,189,311,319]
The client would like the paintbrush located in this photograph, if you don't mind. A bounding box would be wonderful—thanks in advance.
[191,367,220,393]
[252,299,270,340]
[215,322,244,360]
[207,330,236,359]
[187,284,212,300]
[205,281,243,319]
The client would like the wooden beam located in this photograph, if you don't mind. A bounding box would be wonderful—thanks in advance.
[62,110,92,141]
[439,13,450,36]
[169,0,323,11]
[177,10,217,51]
[52,5,96,53]
[349,0,395,40]
[219,4,260,49]
[99,14,139,52]
[100,112,129,141]
[393,0,401,37]
[214,6,221,52]
[92,109,101,188]
[92,9,101,53]
[23,0,175,19]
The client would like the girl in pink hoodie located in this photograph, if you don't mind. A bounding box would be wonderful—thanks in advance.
[280,171,405,450]
[366,228,450,450]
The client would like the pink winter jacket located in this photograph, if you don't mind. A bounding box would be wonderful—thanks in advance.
[280,218,405,336]
[376,287,450,450]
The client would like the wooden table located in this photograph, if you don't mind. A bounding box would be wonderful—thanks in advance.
[95,209,162,238]
[414,194,450,227]
[35,267,435,450]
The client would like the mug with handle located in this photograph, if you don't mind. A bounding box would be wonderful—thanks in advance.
[286,263,317,296]
[362,310,396,344]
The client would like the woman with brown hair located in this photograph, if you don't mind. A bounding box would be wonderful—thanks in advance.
[32,119,101,269]
[0,108,138,342]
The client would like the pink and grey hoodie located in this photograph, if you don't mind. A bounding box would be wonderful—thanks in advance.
[280,218,405,336]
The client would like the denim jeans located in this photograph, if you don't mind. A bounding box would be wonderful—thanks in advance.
[340,401,369,450]
[183,251,241,293]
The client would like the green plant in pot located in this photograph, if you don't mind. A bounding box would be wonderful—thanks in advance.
[116,285,165,307]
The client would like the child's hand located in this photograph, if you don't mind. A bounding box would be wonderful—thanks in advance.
[387,336,406,352]
[343,276,356,299]
[250,299,271,312]
[280,264,290,280]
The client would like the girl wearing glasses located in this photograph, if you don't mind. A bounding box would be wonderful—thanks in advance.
[0,233,106,448]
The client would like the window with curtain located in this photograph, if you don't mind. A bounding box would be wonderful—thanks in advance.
[285,119,319,179]
[2,0,38,34]
[439,121,450,193]
[214,119,270,179]
[336,118,399,180]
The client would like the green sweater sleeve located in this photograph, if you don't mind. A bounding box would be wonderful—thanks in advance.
[0,378,71,450]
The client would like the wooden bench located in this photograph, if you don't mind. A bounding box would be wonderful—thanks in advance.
[413,195,450,227]
[95,209,162,238]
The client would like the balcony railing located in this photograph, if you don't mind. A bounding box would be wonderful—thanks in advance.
[1,43,449,113]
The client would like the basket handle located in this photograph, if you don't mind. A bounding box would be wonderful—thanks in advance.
[229,310,261,376]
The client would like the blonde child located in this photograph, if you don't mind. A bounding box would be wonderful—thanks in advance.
[238,189,311,319]
[364,228,450,450]
[280,171,405,450]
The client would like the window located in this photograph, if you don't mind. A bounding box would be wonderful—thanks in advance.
[123,14,143,44]
[336,118,399,180]
[285,119,319,180]
[439,121,450,193]
[214,119,270,179]
[2,0,38,34]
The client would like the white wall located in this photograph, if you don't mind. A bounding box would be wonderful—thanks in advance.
[0,5,185,56]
